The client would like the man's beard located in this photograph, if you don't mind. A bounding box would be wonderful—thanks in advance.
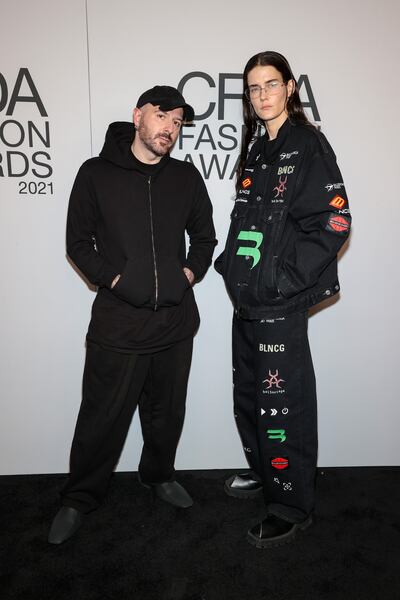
[137,122,172,157]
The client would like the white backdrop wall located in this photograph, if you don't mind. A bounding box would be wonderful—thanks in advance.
[1,0,399,474]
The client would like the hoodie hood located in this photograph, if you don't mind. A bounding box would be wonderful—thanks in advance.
[99,121,170,172]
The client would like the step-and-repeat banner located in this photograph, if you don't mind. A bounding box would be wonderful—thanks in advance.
[1,0,398,473]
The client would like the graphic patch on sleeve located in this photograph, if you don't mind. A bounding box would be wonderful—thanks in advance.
[242,177,252,189]
[326,214,350,234]
[329,195,346,209]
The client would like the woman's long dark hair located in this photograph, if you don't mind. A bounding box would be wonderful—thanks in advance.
[236,51,311,192]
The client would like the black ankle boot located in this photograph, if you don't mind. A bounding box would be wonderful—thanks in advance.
[224,472,263,498]
[247,514,312,548]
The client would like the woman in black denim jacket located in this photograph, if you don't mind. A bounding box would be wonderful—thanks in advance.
[215,51,351,548]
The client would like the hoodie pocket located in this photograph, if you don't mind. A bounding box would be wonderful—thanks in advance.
[156,257,191,307]
[112,256,154,308]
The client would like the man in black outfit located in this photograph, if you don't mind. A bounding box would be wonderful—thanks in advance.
[48,86,216,544]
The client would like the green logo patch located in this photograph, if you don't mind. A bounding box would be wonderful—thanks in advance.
[236,231,263,268]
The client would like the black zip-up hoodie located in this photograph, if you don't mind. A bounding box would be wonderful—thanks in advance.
[215,119,351,318]
[66,122,217,352]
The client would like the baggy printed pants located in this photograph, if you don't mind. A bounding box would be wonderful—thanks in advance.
[232,311,317,523]
[61,337,193,513]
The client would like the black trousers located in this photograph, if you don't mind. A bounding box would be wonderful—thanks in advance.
[232,312,317,523]
[62,338,193,513]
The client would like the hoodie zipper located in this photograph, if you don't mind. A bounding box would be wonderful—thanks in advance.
[148,176,159,311]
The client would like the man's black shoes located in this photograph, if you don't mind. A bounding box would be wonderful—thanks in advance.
[224,472,263,498]
[247,513,313,548]
[139,477,193,508]
[48,507,83,545]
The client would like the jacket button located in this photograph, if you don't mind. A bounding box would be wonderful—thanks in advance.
[262,164,267,169]
[325,289,331,295]
[245,256,250,260]
[251,225,256,230]
[256,195,262,201]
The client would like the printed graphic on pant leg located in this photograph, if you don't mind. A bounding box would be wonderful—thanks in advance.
[261,406,289,416]
[254,313,317,522]
[271,457,289,470]
[262,369,286,395]
[259,343,285,353]
[273,477,293,491]
[260,318,286,324]
[267,429,287,443]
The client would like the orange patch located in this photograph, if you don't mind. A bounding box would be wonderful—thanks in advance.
[329,195,346,209]
[242,177,252,189]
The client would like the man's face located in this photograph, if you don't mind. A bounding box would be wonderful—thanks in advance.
[133,104,183,157]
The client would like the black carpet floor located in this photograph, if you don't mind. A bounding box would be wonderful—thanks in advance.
[1,468,399,600]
